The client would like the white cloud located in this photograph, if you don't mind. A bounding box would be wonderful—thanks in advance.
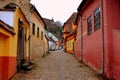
[31,0,82,23]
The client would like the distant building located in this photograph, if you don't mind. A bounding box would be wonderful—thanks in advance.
[63,12,77,53]
[47,32,58,50]
[43,18,63,40]
[43,18,63,51]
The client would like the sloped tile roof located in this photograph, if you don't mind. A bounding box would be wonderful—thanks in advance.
[63,12,77,32]
[43,18,57,30]
[0,20,15,35]
[43,18,62,40]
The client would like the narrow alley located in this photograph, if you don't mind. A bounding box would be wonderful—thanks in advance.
[11,50,103,80]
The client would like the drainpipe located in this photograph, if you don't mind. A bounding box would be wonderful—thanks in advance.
[100,0,104,74]
[28,30,31,63]
[23,28,26,60]
[80,15,83,62]
[28,5,34,63]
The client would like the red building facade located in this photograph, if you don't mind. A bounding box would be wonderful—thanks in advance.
[74,15,81,61]
[75,0,120,79]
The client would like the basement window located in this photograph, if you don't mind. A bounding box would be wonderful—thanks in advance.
[94,7,101,31]
[87,16,92,35]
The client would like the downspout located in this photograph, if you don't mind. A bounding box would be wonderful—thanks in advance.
[80,15,83,62]
[28,5,34,63]
[100,0,104,74]
[23,28,26,60]
[46,30,49,53]
[28,30,31,63]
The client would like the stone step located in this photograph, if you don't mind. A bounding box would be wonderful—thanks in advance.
[25,65,34,71]
[21,63,29,67]
[20,62,34,71]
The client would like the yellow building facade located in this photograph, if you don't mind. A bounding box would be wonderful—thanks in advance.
[63,12,77,53]
[64,22,77,54]
[66,24,77,53]
[66,35,75,53]
[0,6,30,80]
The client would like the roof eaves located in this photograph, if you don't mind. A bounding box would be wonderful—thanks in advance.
[31,4,47,30]
[18,7,30,27]
[0,20,16,35]
[65,12,77,24]
[66,28,77,37]
[77,0,87,13]
[43,18,57,30]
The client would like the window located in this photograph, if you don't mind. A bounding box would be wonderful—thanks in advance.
[67,42,69,48]
[68,42,69,48]
[69,42,70,48]
[94,7,101,31]
[32,23,35,35]
[87,16,92,35]
[37,27,39,38]
[72,42,74,48]
[41,31,43,40]
[71,42,72,48]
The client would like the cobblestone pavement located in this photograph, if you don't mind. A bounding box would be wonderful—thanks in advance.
[11,50,104,80]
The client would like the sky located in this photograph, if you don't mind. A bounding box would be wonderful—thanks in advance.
[31,0,82,23]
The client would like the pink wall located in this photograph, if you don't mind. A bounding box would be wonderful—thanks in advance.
[76,0,120,79]
[112,31,120,80]
[0,57,16,80]
[0,57,3,80]
[74,39,81,60]
[74,16,81,61]
[74,25,81,60]
[81,0,102,72]
[103,0,120,79]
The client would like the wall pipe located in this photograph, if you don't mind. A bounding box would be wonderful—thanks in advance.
[100,0,105,74]
[28,5,34,63]
[80,15,83,62]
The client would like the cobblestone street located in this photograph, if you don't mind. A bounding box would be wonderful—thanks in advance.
[11,50,103,80]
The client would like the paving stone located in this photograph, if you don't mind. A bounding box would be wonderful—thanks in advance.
[11,50,104,80]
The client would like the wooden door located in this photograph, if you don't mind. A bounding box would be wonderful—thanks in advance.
[17,20,26,71]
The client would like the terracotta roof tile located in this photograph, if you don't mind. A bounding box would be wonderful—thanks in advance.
[63,12,77,32]
[0,20,16,35]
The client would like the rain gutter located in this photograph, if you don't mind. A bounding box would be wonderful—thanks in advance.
[100,0,105,74]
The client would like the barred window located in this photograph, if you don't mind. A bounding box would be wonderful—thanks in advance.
[67,42,69,48]
[32,23,35,35]
[41,31,43,40]
[94,7,101,31]
[87,16,92,35]
[37,27,39,38]
[68,42,69,48]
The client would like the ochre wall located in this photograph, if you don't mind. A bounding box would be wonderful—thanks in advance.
[0,8,30,80]
[0,25,17,80]
[66,35,75,54]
